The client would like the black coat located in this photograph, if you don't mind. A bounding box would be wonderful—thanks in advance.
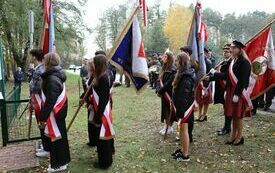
[93,73,111,125]
[40,66,70,168]
[232,56,251,96]
[210,58,232,104]
[173,68,195,119]
[40,66,68,122]
[210,55,251,97]
[203,57,212,87]
[157,65,176,123]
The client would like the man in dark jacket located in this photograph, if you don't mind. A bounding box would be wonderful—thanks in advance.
[80,58,89,91]
[14,67,24,87]
[209,44,232,135]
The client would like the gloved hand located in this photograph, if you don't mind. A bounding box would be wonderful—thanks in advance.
[209,68,216,75]
[233,95,239,103]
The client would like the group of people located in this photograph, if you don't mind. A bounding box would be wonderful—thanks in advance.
[28,48,116,172]
[22,38,274,171]
[156,40,253,162]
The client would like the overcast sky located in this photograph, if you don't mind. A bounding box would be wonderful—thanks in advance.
[80,0,275,57]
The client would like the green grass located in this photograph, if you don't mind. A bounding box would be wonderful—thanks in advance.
[13,72,275,172]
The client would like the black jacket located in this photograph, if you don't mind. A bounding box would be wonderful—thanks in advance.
[40,66,67,122]
[203,57,212,87]
[93,73,111,124]
[157,65,177,96]
[173,67,195,119]
[210,58,232,104]
[232,55,251,95]
[210,55,251,96]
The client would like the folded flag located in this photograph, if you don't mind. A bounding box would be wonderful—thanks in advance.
[187,0,208,81]
[109,9,149,92]
[39,0,55,54]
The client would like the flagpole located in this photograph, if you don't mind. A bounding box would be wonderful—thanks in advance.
[245,19,275,45]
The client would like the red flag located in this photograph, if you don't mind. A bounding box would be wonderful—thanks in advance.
[139,0,148,26]
[39,0,51,54]
[244,26,275,99]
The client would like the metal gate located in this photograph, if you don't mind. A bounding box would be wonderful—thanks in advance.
[0,39,40,146]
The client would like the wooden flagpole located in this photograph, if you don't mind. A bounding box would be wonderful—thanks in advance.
[67,6,140,132]
[245,19,275,45]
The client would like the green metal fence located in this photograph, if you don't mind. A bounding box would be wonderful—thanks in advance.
[0,39,40,146]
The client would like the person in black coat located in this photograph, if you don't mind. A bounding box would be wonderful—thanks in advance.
[207,40,252,145]
[209,44,232,135]
[156,52,176,136]
[13,67,24,87]
[90,54,114,169]
[39,53,70,172]
[171,52,195,162]
[179,46,197,142]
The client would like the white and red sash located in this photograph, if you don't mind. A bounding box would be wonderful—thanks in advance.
[41,84,67,141]
[178,101,195,126]
[159,79,176,114]
[32,93,42,120]
[89,88,115,140]
[228,59,253,110]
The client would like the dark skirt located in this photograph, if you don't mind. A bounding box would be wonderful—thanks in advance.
[224,83,250,119]
[88,111,99,146]
[49,118,71,168]
[93,125,114,169]
[196,83,213,105]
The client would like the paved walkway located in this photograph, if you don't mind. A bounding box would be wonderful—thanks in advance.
[0,142,39,171]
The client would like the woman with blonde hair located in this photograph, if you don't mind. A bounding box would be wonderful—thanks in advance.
[40,53,70,172]
[156,52,177,135]
[171,52,195,161]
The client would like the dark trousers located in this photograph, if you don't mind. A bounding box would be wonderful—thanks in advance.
[93,125,113,169]
[40,129,50,151]
[50,118,71,168]
[88,122,99,146]
[223,115,232,131]
[223,105,232,131]
[97,139,113,169]
[188,113,194,141]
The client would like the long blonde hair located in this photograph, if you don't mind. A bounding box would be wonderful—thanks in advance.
[44,53,60,69]
[172,52,190,89]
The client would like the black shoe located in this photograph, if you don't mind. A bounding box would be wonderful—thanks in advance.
[264,107,270,111]
[198,116,207,122]
[225,139,235,145]
[171,149,182,158]
[174,153,190,162]
[233,137,244,146]
[218,129,231,136]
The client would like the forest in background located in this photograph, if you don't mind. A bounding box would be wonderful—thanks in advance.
[0,0,274,78]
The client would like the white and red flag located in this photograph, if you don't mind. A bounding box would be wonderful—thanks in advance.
[244,26,275,99]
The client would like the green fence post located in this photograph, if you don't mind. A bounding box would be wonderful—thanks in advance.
[0,92,8,146]
[0,39,5,97]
